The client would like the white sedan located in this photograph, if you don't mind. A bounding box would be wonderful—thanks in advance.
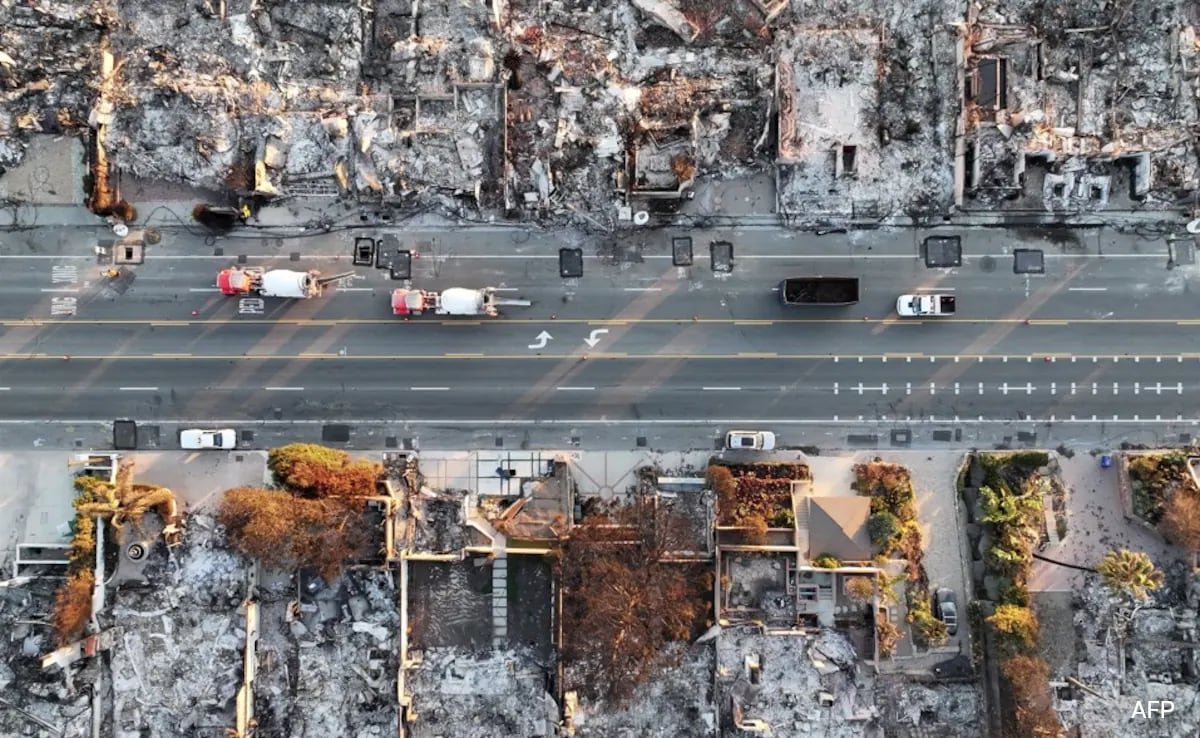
[725,430,776,451]
[180,428,237,450]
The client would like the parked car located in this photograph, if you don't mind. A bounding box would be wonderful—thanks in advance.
[725,430,776,451]
[180,428,237,450]
[936,588,958,636]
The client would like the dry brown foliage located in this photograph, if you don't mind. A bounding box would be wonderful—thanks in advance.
[875,613,902,657]
[560,499,711,704]
[708,463,799,526]
[218,486,372,581]
[845,575,875,603]
[267,443,382,498]
[1160,489,1200,552]
[53,570,95,646]
[1000,655,1065,738]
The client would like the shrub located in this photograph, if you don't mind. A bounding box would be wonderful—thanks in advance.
[844,575,875,603]
[813,553,841,569]
[876,615,902,658]
[1006,451,1050,473]
[53,570,95,646]
[67,515,96,575]
[268,443,382,498]
[867,511,901,549]
[987,604,1040,649]
[770,508,796,528]
[854,463,916,522]
[743,513,769,545]
[909,603,949,647]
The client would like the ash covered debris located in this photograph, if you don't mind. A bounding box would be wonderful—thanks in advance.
[775,0,959,225]
[715,626,880,737]
[960,0,1200,213]
[404,646,558,738]
[106,513,246,738]
[0,579,91,738]
[1046,576,1200,738]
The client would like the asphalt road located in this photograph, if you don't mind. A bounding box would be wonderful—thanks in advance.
[0,224,1198,449]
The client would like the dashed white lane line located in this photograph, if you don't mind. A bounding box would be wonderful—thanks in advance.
[1135,382,1140,395]
[40,288,80,293]
[623,287,663,292]
[265,386,304,391]
[906,382,912,395]
[1092,382,1098,395]
[1068,287,1108,291]
[702,386,742,391]
[1071,382,1076,394]
[1178,383,1184,394]
[954,382,960,395]
[1113,382,1119,395]
[978,382,983,395]
[0,387,9,391]
[1002,382,1009,395]
[1154,383,1162,395]
[930,382,936,395]
[833,382,839,395]
[188,287,221,292]
[410,387,450,391]
[119,386,158,391]
[1050,382,1056,395]
[1025,382,1034,395]
[557,386,596,391]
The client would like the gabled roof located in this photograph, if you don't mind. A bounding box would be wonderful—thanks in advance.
[807,496,872,562]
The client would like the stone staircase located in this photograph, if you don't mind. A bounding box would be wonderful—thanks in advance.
[794,495,810,555]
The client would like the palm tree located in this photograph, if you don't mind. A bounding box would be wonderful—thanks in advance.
[1097,549,1163,601]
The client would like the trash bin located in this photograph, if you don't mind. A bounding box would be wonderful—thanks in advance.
[1100,455,1113,469]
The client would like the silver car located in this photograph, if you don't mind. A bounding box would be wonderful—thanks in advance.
[936,588,958,636]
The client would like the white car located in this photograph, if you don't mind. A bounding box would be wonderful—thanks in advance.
[725,430,776,451]
[180,428,237,450]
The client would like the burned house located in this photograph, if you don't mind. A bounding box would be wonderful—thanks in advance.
[958,0,1200,213]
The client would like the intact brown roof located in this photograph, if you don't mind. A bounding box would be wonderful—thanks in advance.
[807,496,872,562]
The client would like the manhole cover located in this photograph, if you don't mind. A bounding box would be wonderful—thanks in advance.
[923,236,962,268]
[890,429,912,446]
[353,237,377,266]
[1171,239,1195,266]
[1013,249,1045,274]
[127,543,147,561]
[979,255,996,272]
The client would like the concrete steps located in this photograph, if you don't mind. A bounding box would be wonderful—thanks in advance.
[491,543,508,649]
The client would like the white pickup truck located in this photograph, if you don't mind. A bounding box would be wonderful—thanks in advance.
[896,294,956,317]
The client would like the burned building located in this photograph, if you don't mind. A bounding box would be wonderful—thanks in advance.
[959,0,1200,213]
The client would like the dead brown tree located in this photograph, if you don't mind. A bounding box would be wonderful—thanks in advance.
[559,499,711,704]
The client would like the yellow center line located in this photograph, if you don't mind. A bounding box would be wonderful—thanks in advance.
[738,352,778,358]
[444,353,484,358]
[734,321,774,326]
[152,353,192,357]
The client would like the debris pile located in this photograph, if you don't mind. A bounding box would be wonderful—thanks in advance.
[404,646,557,738]
[962,0,1200,212]
[106,513,245,737]
[1053,576,1200,737]
[715,626,877,737]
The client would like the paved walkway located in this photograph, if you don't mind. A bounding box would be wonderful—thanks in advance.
[1029,454,1185,592]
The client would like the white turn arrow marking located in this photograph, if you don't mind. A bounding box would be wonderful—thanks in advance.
[583,328,609,348]
[528,330,553,350]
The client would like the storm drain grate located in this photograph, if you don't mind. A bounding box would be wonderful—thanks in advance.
[890,429,912,446]
[385,436,398,448]
[932,430,953,442]
[495,436,504,448]
[847,434,880,445]
[636,436,647,448]
[353,237,377,266]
